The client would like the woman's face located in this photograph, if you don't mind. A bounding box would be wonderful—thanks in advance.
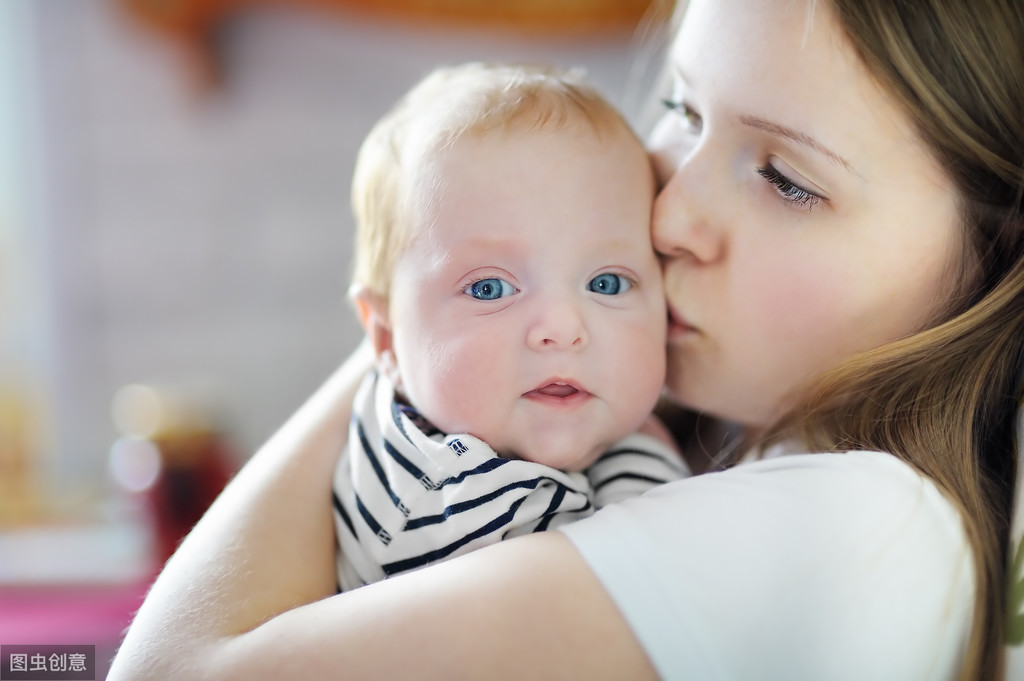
[650,0,963,427]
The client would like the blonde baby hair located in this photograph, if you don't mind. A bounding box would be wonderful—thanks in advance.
[348,61,642,304]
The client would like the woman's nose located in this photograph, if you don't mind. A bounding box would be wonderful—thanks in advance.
[650,145,725,264]
[526,297,588,351]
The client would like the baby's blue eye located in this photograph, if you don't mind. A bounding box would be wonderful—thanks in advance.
[587,273,632,296]
[465,278,516,301]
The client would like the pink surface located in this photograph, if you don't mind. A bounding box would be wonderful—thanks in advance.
[0,581,151,645]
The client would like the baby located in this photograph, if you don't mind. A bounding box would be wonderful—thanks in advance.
[334,62,687,591]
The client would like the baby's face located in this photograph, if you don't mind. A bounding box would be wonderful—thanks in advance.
[386,124,666,471]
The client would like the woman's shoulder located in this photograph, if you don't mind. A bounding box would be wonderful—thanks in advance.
[735,447,967,520]
[560,449,974,680]
[589,449,970,562]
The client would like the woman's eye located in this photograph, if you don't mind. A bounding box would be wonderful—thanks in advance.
[756,165,823,212]
[661,98,703,133]
[464,277,517,301]
[587,273,632,296]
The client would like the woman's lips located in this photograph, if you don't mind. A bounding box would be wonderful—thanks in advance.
[667,303,699,339]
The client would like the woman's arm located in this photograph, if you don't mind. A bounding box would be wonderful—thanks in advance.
[109,338,656,680]
[211,533,655,680]
[109,339,373,678]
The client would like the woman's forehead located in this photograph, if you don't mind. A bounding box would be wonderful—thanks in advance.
[670,0,940,188]
[672,0,850,107]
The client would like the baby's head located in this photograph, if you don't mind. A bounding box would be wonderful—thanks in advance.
[350,62,666,471]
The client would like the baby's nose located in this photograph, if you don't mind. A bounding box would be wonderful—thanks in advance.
[526,299,588,351]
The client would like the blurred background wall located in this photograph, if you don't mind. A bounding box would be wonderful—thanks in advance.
[2,0,665,504]
[1,2,668,671]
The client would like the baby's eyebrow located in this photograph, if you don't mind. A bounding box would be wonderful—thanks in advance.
[739,114,858,175]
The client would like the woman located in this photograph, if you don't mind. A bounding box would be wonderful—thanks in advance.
[108,0,1024,679]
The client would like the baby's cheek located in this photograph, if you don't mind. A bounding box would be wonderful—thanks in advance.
[611,321,668,422]
[415,335,508,435]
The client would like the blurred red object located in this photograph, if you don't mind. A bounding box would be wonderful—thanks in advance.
[110,383,237,564]
[145,430,234,563]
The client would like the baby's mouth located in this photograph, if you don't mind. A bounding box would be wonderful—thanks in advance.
[534,383,579,398]
[523,380,591,405]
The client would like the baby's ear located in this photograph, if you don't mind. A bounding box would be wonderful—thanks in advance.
[349,285,393,360]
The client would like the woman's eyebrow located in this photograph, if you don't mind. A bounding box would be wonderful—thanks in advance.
[672,63,860,176]
[739,114,858,175]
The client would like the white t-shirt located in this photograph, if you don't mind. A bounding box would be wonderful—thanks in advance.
[559,450,974,681]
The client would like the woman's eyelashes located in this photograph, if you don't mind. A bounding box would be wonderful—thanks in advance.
[756,164,824,212]
[464,277,518,301]
[660,92,826,214]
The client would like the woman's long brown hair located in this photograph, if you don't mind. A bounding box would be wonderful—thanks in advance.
[768,2,1024,678]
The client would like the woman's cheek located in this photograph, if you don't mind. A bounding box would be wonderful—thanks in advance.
[741,259,844,368]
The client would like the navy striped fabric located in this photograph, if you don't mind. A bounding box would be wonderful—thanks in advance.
[333,371,690,591]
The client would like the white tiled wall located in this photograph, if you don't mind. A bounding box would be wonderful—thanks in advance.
[12,0,659,493]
